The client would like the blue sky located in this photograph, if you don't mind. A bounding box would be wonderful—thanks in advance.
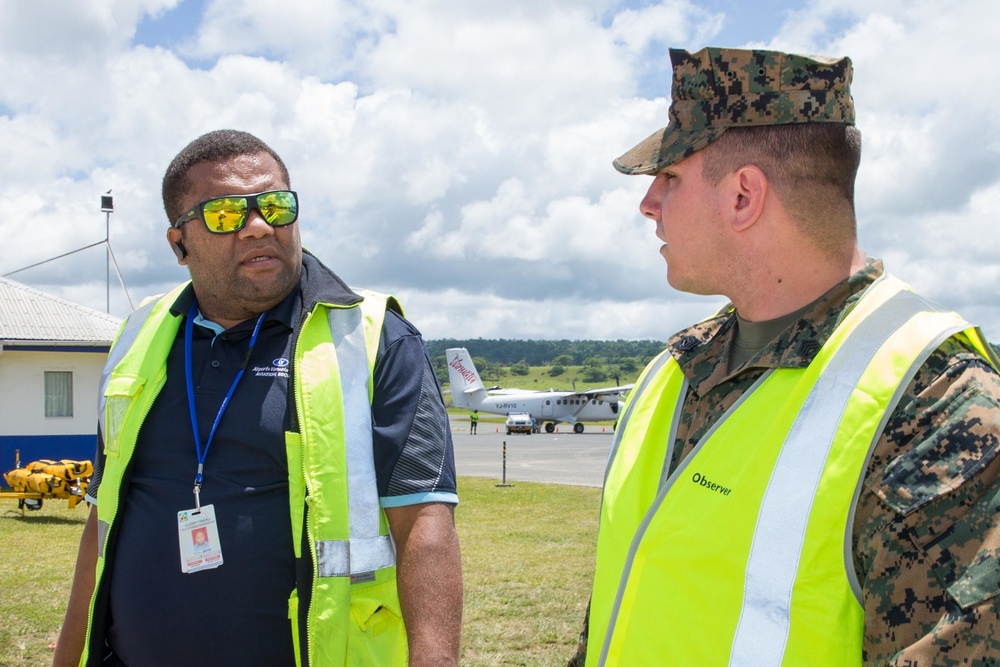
[1,0,998,342]
[133,0,203,48]
[131,1,782,53]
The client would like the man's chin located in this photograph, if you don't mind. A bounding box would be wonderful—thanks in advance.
[240,273,298,306]
[666,271,714,296]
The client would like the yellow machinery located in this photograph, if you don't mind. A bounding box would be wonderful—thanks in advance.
[1,450,92,513]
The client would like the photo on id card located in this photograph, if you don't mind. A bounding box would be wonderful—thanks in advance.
[177,504,224,573]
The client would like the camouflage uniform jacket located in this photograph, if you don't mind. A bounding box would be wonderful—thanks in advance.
[571,260,1000,666]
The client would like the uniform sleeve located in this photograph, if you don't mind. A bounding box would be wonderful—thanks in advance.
[854,337,1000,664]
[371,310,458,507]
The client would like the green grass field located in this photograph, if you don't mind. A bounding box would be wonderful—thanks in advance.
[0,496,85,666]
[0,477,599,666]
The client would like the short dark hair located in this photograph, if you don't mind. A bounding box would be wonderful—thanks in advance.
[701,124,862,256]
[161,129,291,222]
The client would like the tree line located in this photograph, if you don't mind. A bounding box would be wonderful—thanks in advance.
[425,338,667,366]
[429,339,1000,363]
[427,339,1000,383]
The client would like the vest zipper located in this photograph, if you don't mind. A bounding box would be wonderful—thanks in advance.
[90,369,167,666]
[291,306,316,667]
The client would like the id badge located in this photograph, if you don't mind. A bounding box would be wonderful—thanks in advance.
[177,504,224,574]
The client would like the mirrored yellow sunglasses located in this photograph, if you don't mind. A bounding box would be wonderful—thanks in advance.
[172,190,299,234]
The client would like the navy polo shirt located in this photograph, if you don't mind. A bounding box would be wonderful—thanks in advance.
[91,271,457,666]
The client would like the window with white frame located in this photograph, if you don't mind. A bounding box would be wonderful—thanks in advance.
[44,371,73,417]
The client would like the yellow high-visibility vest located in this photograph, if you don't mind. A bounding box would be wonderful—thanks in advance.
[588,274,997,666]
[85,283,407,667]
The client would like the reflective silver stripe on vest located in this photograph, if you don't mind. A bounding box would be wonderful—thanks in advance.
[97,519,109,559]
[96,297,161,441]
[727,290,930,667]
[843,319,965,603]
[597,290,937,667]
[315,306,395,577]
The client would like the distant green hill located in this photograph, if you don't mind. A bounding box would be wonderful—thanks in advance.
[425,338,666,366]
[428,339,1000,394]
[426,339,663,394]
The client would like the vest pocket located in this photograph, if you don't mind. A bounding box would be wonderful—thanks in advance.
[103,375,146,456]
[348,578,407,664]
[288,588,302,667]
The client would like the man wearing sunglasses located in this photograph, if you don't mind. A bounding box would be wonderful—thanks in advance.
[54,130,462,667]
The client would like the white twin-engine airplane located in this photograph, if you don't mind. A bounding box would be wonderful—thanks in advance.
[445,348,633,434]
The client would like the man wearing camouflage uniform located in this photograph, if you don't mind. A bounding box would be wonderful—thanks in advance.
[574,47,1000,665]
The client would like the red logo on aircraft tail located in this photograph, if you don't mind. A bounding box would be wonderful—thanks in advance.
[449,356,479,385]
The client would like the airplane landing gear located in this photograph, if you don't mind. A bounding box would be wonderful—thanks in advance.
[573,423,585,434]
[545,422,556,433]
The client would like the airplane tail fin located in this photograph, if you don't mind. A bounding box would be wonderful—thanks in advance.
[445,348,486,408]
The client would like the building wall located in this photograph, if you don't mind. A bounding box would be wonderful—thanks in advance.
[0,348,108,470]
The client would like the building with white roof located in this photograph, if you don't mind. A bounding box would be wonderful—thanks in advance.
[0,277,122,470]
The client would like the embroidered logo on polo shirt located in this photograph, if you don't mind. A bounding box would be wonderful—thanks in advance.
[251,358,290,378]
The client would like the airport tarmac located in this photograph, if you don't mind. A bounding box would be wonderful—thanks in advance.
[450,418,613,488]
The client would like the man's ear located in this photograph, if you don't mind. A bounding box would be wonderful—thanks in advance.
[731,165,767,232]
[166,227,188,265]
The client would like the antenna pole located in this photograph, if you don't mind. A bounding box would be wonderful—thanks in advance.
[101,193,114,313]
[105,210,110,312]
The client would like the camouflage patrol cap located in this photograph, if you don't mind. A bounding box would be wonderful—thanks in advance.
[614,47,855,175]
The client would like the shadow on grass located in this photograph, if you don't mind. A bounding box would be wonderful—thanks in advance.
[1,510,87,524]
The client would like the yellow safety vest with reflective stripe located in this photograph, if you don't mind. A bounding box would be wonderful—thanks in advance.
[85,283,406,667]
[587,274,998,666]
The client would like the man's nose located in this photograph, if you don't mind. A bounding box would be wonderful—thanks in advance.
[239,209,274,238]
[639,178,662,220]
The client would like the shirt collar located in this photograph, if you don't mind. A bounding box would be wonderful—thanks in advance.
[666,258,885,396]
[169,280,299,333]
[167,250,361,332]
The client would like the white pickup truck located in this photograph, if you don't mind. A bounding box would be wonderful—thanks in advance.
[505,412,534,435]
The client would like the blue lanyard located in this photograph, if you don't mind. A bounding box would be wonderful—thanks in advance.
[185,300,267,510]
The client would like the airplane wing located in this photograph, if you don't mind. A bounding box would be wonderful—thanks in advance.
[574,384,634,399]
[555,385,634,420]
